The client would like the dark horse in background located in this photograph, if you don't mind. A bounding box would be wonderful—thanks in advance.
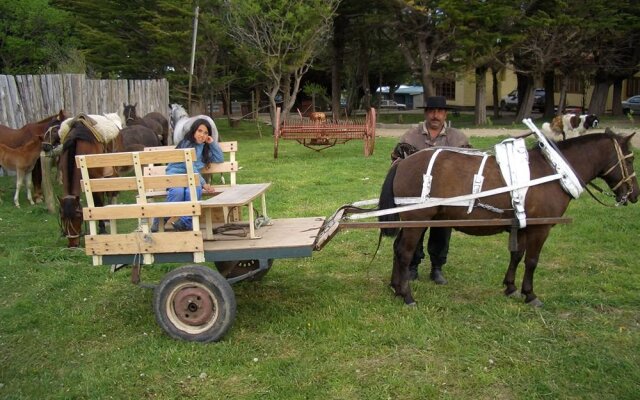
[0,110,66,207]
[123,103,169,145]
[379,131,638,306]
[59,121,124,247]
[119,124,161,151]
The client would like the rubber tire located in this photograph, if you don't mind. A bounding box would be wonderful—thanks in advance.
[215,259,274,281]
[153,265,236,342]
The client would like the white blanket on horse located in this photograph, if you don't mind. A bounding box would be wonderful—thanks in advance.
[59,113,122,143]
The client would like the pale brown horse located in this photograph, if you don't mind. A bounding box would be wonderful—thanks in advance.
[123,103,169,145]
[58,121,124,247]
[378,132,638,306]
[0,110,66,207]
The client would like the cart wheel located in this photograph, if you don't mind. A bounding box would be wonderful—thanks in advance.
[215,259,274,281]
[364,133,376,156]
[153,265,236,342]
[364,107,377,156]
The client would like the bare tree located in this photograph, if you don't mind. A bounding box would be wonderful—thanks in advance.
[223,0,339,126]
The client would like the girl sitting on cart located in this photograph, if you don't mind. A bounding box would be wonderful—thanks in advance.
[152,118,223,231]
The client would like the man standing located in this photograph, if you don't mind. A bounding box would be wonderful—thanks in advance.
[392,96,470,284]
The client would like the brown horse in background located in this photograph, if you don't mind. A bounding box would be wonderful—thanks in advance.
[58,121,124,247]
[123,103,169,145]
[120,124,161,151]
[378,132,638,306]
[0,110,66,207]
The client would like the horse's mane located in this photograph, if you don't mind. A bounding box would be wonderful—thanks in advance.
[34,113,59,125]
[553,131,620,152]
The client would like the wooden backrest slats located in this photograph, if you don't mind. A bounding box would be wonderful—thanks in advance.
[77,148,197,169]
[83,202,201,221]
[143,141,238,186]
[85,174,196,192]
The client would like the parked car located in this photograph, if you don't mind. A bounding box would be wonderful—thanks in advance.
[500,88,546,112]
[500,90,518,111]
[622,95,640,114]
[533,89,546,112]
[379,99,407,110]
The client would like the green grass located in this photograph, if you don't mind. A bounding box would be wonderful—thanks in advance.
[1,120,639,399]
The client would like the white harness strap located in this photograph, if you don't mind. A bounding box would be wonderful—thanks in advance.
[524,118,583,198]
[421,148,442,201]
[397,147,490,206]
[495,138,530,228]
[468,154,489,213]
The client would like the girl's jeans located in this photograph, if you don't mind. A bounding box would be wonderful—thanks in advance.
[166,186,203,230]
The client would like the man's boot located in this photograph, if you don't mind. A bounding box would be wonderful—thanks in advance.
[429,266,448,285]
[408,264,419,281]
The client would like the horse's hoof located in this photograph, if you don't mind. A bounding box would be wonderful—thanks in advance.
[404,301,417,307]
[526,298,544,307]
[505,290,521,298]
[403,296,416,306]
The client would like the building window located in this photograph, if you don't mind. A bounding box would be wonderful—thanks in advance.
[435,79,456,100]
[626,78,640,97]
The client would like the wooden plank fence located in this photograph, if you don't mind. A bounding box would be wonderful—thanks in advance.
[0,74,169,128]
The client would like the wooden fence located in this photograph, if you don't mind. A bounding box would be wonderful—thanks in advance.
[0,74,169,128]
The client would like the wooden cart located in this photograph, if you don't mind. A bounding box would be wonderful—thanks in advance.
[76,147,327,342]
[273,107,376,158]
[76,147,571,343]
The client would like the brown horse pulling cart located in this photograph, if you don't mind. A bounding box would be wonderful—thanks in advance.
[273,107,376,158]
[72,122,637,343]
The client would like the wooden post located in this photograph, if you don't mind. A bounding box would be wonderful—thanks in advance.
[40,151,56,213]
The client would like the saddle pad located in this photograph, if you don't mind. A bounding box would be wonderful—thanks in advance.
[59,113,122,143]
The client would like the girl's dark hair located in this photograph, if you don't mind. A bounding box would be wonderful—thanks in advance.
[176,118,214,164]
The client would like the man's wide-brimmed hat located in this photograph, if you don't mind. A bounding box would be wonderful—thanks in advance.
[422,96,451,110]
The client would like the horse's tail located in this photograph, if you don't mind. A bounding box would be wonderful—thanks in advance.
[379,163,399,237]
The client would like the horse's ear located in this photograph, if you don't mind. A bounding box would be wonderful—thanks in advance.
[624,132,636,144]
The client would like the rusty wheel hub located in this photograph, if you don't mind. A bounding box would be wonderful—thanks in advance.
[172,286,214,326]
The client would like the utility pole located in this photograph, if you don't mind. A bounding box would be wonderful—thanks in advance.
[187,5,200,114]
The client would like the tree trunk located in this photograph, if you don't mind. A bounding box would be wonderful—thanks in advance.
[491,67,500,119]
[418,39,435,97]
[542,71,555,118]
[474,66,487,125]
[515,76,535,121]
[611,79,624,115]
[359,41,371,110]
[331,18,345,121]
[588,80,611,116]
[558,75,569,114]
[516,76,536,122]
